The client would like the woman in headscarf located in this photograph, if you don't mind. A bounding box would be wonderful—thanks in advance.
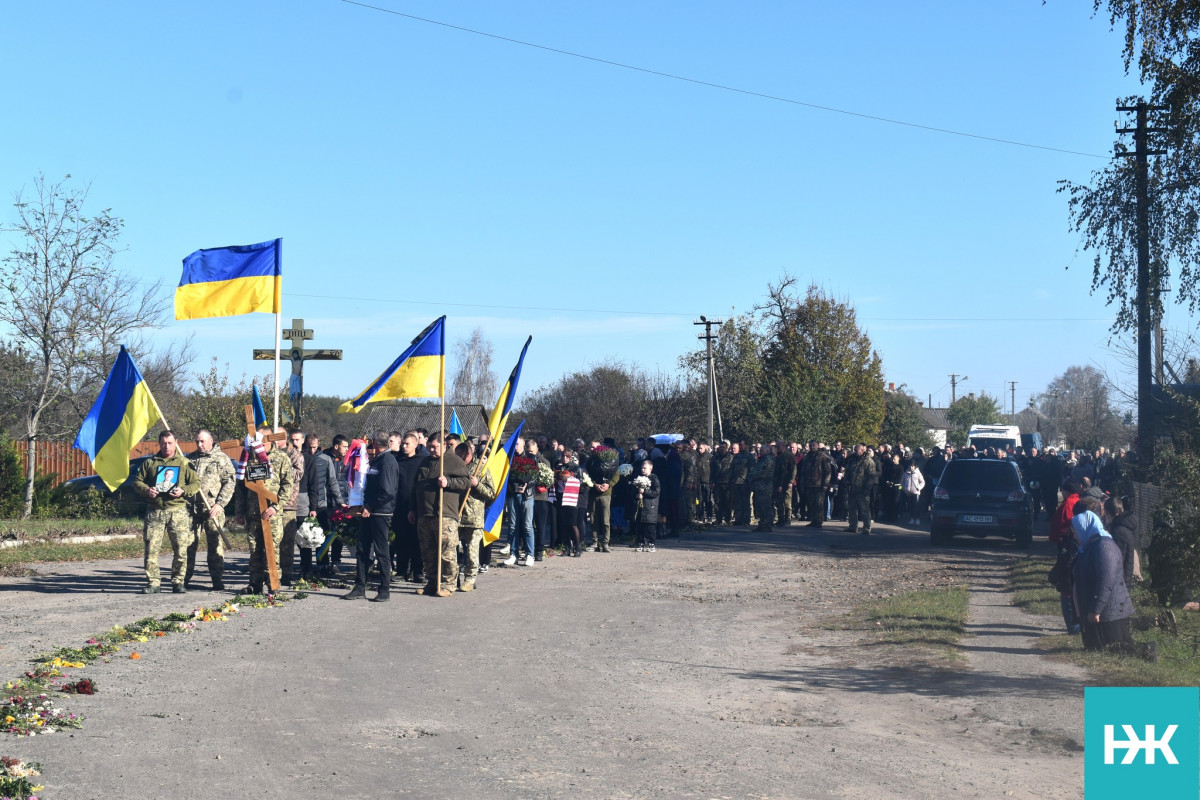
[1049,479,1084,632]
[1071,509,1135,652]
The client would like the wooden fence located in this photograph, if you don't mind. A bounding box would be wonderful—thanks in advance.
[15,440,191,487]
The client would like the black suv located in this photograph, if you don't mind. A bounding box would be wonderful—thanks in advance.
[930,458,1034,547]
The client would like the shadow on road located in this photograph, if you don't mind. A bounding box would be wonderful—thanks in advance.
[732,660,1079,699]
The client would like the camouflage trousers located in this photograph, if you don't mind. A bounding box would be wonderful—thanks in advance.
[752,487,774,529]
[279,511,299,580]
[847,491,873,533]
[681,487,697,527]
[186,508,226,585]
[417,516,459,593]
[144,507,194,588]
[246,511,284,589]
[458,526,483,581]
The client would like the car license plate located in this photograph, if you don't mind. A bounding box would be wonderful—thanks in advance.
[961,514,995,524]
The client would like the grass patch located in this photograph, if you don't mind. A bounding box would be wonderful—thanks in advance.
[0,538,144,574]
[836,585,970,661]
[0,517,141,541]
[1010,556,1061,617]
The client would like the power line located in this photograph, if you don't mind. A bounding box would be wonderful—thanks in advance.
[280,290,1116,323]
[337,0,1106,159]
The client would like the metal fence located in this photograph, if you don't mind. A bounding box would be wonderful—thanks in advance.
[1131,480,1167,548]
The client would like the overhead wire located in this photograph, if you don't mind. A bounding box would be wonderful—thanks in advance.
[338,0,1107,159]
[281,290,1113,322]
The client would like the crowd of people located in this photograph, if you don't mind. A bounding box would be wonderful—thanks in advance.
[129,423,1144,642]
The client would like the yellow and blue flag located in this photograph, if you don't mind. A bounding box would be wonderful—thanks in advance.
[484,335,532,444]
[175,239,282,320]
[338,316,445,413]
[482,419,525,545]
[251,384,267,428]
[73,346,165,491]
[448,408,465,440]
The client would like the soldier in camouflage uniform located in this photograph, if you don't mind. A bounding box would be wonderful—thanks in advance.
[679,439,698,529]
[410,432,472,597]
[710,441,733,525]
[730,441,755,526]
[454,442,497,592]
[185,429,236,590]
[844,443,878,535]
[277,428,306,586]
[132,431,200,594]
[234,426,294,593]
[750,443,777,532]
[773,439,796,527]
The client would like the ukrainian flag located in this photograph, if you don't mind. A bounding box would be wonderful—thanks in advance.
[73,346,165,491]
[482,419,525,545]
[175,239,282,320]
[484,335,532,443]
[338,316,446,413]
[448,408,465,440]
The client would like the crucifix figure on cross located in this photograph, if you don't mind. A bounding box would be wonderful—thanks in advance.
[253,318,342,424]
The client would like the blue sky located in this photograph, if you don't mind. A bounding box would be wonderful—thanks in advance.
[2,1,1180,417]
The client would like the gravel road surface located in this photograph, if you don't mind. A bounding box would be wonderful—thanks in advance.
[0,521,1085,799]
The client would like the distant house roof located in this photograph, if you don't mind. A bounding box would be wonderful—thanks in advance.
[358,403,489,439]
[1004,406,1049,434]
[920,407,951,430]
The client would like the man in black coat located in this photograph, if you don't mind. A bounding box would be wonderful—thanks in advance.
[390,430,428,583]
[343,436,399,602]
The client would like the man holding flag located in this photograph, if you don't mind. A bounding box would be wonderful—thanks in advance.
[409,432,471,597]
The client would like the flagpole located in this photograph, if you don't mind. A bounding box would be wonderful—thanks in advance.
[437,378,445,593]
[458,419,503,517]
[272,310,281,429]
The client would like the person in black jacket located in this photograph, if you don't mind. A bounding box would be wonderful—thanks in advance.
[1103,495,1140,587]
[343,436,399,602]
[390,431,428,583]
[632,459,661,552]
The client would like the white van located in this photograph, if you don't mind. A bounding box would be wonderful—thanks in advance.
[967,424,1022,452]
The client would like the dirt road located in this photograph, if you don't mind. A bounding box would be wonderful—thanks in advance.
[0,522,1084,799]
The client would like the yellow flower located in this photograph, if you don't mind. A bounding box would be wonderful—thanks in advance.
[4,715,14,724]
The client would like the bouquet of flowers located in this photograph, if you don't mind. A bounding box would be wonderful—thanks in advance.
[296,518,326,550]
[509,456,539,487]
[589,446,619,481]
[0,756,43,799]
[618,463,633,478]
[536,462,555,489]
[633,475,652,491]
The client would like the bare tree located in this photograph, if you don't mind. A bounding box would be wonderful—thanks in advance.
[0,174,169,516]
[1037,365,1131,451]
[450,327,497,406]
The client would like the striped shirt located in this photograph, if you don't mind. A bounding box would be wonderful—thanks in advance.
[559,476,581,507]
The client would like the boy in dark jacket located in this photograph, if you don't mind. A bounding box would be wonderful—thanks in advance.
[632,460,661,552]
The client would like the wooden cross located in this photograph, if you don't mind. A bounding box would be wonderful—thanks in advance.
[252,318,342,424]
[238,405,281,593]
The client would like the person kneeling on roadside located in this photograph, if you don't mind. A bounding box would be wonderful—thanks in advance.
[1071,509,1154,660]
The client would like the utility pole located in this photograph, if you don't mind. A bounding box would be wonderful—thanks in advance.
[694,316,723,446]
[948,374,968,405]
[1008,381,1018,416]
[1117,100,1168,466]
